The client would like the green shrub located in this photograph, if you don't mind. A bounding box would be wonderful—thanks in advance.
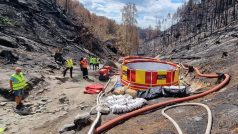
[0,17,16,26]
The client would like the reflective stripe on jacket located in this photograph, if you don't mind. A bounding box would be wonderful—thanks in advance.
[66,59,73,68]
[11,72,27,90]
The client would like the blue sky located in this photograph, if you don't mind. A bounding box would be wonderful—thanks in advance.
[79,0,185,28]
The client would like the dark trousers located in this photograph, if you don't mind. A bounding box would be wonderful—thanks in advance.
[90,63,93,69]
[82,68,88,79]
[95,63,99,70]
[63,67,73,78]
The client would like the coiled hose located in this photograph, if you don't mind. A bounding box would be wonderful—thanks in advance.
[94,65,230,134]
[161,103,212,134]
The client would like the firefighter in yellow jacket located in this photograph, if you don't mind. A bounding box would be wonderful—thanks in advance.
[10,67,28,110]
[63,58,74,78]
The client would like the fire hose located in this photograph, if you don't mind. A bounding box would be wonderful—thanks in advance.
[161,103,212,134]
[88,78,112,134]
[88,75,120,134]
[94,64,230,134]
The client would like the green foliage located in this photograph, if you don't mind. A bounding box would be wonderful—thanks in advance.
[0,17,16,26]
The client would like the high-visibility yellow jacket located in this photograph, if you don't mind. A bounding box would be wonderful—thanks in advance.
[11,72,27,90]
[92,58,97,64]
[96,58,100,64]
[66,59,73,68]
[90,57,93,64]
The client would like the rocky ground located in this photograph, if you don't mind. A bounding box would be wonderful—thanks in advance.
[0,60,111,134]
[0,0,238,134]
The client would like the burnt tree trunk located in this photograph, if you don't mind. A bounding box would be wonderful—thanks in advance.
[65,0,69,14]
[233,0,236,20]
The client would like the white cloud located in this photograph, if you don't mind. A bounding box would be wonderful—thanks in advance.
[79,0,184,28]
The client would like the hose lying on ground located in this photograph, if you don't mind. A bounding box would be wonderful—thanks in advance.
[88,75,121,134]
[161,103,212,134]
[94,65,230,134]
[87,78,112,134]
[89,77,119,114]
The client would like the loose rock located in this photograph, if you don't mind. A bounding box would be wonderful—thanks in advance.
[59,95,69,104]
[74,113,91,130]
[59,124,76,134]
[0,102,7,106]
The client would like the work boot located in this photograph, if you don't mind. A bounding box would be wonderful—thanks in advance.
[19,102,24,108]
[16,105,22,110]
[15,106,31,115]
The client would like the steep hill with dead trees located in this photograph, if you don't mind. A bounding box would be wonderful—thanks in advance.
[0,0,117,62]
[137,0,238,133]
[55,0,140,56]
[140,0,238,55]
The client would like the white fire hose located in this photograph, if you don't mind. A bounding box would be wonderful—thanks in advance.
[162,103,212,134]
[104,94,147,114]
[87,78,112,134]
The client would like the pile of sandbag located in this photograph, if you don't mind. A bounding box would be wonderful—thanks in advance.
[113,86,137,98]
[103,94,147,114]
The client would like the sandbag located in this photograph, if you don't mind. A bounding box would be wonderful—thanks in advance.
[125,88,137,98]
[113,86,127,95]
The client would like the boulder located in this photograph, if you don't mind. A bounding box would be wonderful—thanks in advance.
[0,50,18,64]
[0,36,18,48]
[74,112,91,130]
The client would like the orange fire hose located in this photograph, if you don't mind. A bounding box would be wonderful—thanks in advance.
[123,56,157,60]
[94,65,230,134]
[122,56,160,65]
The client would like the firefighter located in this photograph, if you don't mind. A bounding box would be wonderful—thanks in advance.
[9,67,28,110]
[63,58,74,78]
[80,57,89,79]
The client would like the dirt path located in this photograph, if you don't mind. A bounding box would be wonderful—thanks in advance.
[0,66,107,134]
